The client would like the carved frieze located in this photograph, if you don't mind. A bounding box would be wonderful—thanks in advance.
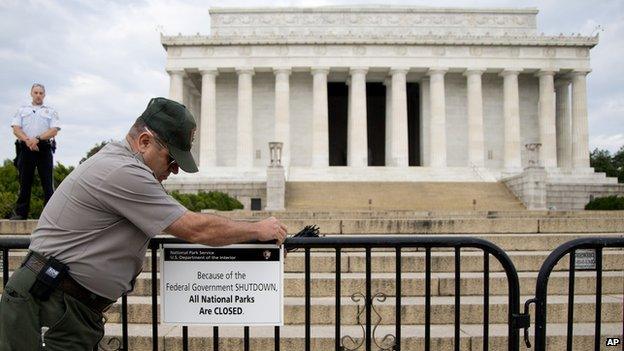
[576,48,589,57]
[166,42,594,70]
[169,47,181,57]
[354,45,367,55]
[238,46,252,56]
[432,47,446,56]
[209,8,538,38]
[543,47,556,58]
[278,46,289,55]
[313,45,327,55]
[469,47,483,57]
[394,46,407,56]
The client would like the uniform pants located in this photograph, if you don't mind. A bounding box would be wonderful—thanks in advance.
[14,141,55,218]
[0,266,105,350]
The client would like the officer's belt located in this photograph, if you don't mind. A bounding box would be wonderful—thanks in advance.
[23,251,115,312]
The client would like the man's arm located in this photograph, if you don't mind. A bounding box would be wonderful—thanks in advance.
[12,126,38,151]
[164,211,288,246]
[37,127,59,140]
[12,125,30,142]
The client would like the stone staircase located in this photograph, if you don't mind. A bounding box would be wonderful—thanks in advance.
[1,211,623,350]
[504,168,624,211]
[285,182,525,212]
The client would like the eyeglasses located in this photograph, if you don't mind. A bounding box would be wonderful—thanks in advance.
[144,127,178,171]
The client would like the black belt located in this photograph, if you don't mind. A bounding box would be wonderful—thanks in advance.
[23,251,114,313]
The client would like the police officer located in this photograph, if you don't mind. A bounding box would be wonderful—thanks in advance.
[0,97,288,350]
[10,83,61,220]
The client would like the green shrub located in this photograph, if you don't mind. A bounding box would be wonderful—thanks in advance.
[0,159,74,219]
[585,196,624,210]
[170,191,243,212]
[1,156,244,217]
[0,192,17,219]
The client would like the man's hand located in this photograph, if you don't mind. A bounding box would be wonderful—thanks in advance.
[26,137,39,151]
[254,217,288,245]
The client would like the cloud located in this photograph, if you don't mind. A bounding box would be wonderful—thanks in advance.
[0,0,623,165]
[590,134,624,153]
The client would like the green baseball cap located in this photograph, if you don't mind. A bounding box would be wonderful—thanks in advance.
[139,97,198,173]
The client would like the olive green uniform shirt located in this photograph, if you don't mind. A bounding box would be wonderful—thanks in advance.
[29,140,187,300]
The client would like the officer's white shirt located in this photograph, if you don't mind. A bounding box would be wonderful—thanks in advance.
[10,102,61,138]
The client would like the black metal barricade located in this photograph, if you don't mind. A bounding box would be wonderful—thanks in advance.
[8,234,585,350]
[526,237,624,351]
[148,235,525,351]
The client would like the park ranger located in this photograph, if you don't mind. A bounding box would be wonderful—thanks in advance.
[0,97,287,350]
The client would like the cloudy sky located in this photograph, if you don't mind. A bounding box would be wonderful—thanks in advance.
[1,0,622,166]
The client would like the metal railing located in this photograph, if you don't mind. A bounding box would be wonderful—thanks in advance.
[526,237,624,351]
[4,235,621,350]
[147,235,525,351]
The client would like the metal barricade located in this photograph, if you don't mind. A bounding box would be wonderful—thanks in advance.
[526,237,624,351]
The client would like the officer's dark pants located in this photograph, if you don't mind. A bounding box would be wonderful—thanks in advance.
[0,266,105,350]
[14,141,54,218]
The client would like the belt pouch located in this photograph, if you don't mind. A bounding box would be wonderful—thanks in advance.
[29,256,69,301]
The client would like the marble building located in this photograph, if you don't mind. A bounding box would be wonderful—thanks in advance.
[161,6,621,210]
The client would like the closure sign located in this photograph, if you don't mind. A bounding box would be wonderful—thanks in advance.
[160,244,283,325]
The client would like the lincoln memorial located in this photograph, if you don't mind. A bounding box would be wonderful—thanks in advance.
[161,6,622,210]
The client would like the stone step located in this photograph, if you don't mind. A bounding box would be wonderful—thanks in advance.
[547,177,619,185]
[214,209,624,220]
[101,294,622,325]
[7,270,620,298]
[99,322,623,351]
[3,217,624,235]
[284,181,524,211]
[3,249,622,273]
[91,270,624,298]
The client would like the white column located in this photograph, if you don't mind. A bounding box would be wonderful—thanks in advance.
[236,68,254,169]
[536,70,557,168]
[500,69,522,170]
[348,67,368,167]
[464,69,485,167]
[274,68,291,168]
[419,78,430,166]
[555,78,572,169]
[571,70,591,169]
[199,69,218,169]
[427,68,448,167]
[311,67,329,167]
[384,78,392,166]
[168,69,184,103]
[388,68,409,167]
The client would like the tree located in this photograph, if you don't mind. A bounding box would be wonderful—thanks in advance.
[80,140,111,164]
[590,147,624,183]
[612,146,624,175]
[0,159,74,219]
